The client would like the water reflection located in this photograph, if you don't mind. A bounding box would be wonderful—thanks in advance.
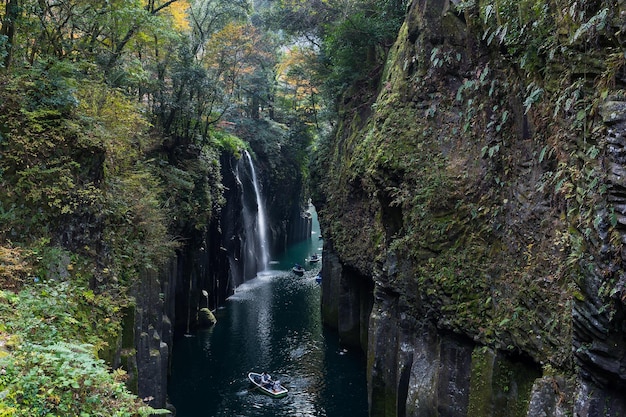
[169,204,366,417]
[169,272,367,417]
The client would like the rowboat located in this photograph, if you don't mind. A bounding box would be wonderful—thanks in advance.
[248,372,288,398]
[308,253,320,263]
[292,265,305,275]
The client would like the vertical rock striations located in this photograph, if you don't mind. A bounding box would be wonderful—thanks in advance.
[315,1,626,416]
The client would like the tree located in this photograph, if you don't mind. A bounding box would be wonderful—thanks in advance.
[0,0,186,83]
[275,44,321,125]
[264,0,408,100]
[143,0,254,142]
[0,0,18,69]
[188,0,249,56]
[204,22,274,107]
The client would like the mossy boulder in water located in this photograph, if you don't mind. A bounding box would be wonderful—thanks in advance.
[198,308,217,327]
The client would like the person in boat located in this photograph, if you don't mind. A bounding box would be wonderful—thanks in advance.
[261,372,272,386]
[272,380,281,391]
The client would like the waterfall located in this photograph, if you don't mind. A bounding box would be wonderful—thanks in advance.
[224,151,271,289]
[242,150,270,274]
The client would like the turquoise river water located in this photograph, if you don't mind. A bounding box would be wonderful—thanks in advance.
[168,219,368,417]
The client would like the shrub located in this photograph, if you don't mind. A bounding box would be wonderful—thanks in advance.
[0,280,169,416]
[0,342,168,417]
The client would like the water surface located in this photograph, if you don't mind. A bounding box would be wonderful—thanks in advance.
[169,223,367,417]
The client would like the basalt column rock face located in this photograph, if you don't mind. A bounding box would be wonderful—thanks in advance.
[566,98,626,415]
[315,0,626,416]
[219,153,247,289]
[360,272,541,417]
[287,207,312,246]
[132,261,177,410]
[320,242,374,350]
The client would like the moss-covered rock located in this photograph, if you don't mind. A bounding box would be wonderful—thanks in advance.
[468,347,540,417]
[198,308,217,328]
[315,0,626,415]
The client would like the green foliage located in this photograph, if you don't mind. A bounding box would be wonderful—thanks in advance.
[0,35,8,68]
[211,130,248,157]
[154,144,225,236]
[103,168,177,274]
[571,8,609,43]
[0,276,168,416]
[0,70,101,240]
[322,11,394,91]
[265,0,407,101]
[0,63,188,273]
[523,83,544,113]
[24,60,80,113]
[478,0,556,73]
[0,342,167,417]
[0,279,122,353]
[321,6,405,98]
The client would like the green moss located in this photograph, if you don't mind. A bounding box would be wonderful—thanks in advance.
[572,290,585,301]
[198,308,217,327]
[491,354,539,417]
[120,349,139,394]
[211,130,247,157]
[468,347,495,416]
[469,346,541,417]
[98,329,121,365]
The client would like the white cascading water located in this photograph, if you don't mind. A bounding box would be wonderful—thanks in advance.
[244,150,270,272]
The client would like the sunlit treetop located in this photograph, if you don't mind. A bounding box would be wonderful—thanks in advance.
[162,0,191,32]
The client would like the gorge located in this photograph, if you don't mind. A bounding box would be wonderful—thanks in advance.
[2,0,626,416]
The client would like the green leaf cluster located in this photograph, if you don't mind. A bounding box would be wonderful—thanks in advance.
[321,8,404,96]
[0,68,180,280]
[264,0,408,102]
[154,143,225,236]
[0,341,166,417]
[0,276,167,416]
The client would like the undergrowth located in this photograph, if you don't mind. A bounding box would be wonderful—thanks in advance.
[0,279,169,416]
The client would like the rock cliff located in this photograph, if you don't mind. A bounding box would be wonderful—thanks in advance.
[93,132,311,411]
[315,1,626,416]
[155,122,311,408]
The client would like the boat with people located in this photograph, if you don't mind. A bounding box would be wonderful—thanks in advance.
[248,372,288,398]
[292,264,305,275]
[308,253,320,263]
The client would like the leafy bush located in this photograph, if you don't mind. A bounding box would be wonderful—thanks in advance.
[211,129,248,157]
[0,280,169,416]
[0,280,122,351]
[319,2,406,99]
[152,142,225,237]
[322,11,399,91]
[0,342,167,417]
[0,246,31,292]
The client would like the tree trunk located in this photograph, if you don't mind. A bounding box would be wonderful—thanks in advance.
[250,93,260,119]
[1,0,19,70]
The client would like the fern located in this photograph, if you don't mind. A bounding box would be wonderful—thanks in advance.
[524,83,544,113]
[571,8,609,43]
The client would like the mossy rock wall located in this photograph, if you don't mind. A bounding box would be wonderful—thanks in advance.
[315,0,626,415]
[468,347,540,417]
